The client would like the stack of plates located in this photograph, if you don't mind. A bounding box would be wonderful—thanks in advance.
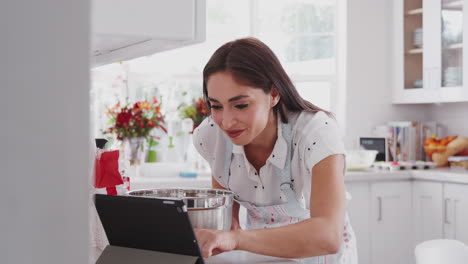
[413,28,423,48]
[443,67,462,87]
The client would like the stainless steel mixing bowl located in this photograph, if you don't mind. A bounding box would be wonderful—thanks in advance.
[127,188,234,230]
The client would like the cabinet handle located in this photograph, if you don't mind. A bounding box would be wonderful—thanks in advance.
[377,197,382,222]
[444,198,451,224]
[454,200,458,239]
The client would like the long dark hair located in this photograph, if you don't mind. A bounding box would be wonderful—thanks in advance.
[202,37,332,123]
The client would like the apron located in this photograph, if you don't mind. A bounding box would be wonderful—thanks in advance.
[221,121,358,264]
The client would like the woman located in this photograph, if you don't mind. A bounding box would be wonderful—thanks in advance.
[193,37,357,264]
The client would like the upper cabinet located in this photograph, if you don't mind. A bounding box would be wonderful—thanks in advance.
[91,0,206,68]
[393,0,467,103]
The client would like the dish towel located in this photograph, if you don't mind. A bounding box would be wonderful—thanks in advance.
[90,149,130,263]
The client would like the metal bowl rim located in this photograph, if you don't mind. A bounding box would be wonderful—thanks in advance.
[126,187,235,199]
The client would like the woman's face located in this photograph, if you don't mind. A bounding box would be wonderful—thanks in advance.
[206,71,278,146]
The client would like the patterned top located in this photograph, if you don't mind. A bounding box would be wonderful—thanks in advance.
[193,111,347,209]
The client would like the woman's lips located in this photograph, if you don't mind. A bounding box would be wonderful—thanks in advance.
[226,129,245,138]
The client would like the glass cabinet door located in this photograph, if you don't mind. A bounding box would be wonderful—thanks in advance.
[441,0,464,88]
[404,0,424,89]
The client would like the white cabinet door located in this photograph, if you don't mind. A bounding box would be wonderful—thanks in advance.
[444,183,468,244]
[92,0,206,67]
[346,182,371,264]
[392,0,432,103]
[370,182,413,264]
[438,0,468,102]
[412,181,444,247]
[393,0,468,103]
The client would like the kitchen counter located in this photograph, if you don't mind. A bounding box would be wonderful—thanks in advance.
[130,167,468,190]
[346,168,468,184]
[206,250,299,263]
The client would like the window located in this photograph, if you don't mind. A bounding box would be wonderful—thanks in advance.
[91,0,339,138]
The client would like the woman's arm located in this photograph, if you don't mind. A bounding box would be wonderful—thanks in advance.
[235,154,345,258]
[196,154,345,259]
[212,177,241,230]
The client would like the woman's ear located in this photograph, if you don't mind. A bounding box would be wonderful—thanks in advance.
[270,86,280,107]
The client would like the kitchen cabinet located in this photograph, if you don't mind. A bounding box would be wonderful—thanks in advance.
[393,0,468,103]
[346,183,371,264]
[443,183,468,244]
[412,181,444,246]
[346,181,413,264]
[410,181,468,255]
[411,181,468,246]
[92,0,206,67]
[370,182,413,264]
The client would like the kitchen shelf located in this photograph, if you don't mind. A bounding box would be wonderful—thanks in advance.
[444,43,463,50]
[442,0,463,10]
[395,0,468,104]
[407,48,423,54]
[406,8,423,15]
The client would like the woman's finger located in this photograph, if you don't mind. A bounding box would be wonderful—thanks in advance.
[196,229,215,258]
[211,248,223,256]
[202,238,219,259]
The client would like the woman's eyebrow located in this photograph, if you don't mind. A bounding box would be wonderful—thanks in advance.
[208,95,250,103]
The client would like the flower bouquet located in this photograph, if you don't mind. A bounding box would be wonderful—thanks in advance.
[104,97,166,140]
[104,97,167,168]
[178,97,209,131]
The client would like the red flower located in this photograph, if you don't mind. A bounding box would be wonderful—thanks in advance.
[195,98,208,116]
[103,98,166,140]
[178,97,208,130]
[116,112,132,125]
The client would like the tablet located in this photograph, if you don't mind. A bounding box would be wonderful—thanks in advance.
[94,194,204,264]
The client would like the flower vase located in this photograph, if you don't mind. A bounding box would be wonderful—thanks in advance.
[123,137,146,177]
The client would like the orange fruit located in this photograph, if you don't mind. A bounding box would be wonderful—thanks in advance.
[447,136,457,143]
[440,138,449,146]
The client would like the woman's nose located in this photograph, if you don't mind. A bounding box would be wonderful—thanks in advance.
[221,109,237,129]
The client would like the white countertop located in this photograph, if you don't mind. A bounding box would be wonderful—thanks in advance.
[345,168,468,184]
[206,250,298,264]
[131,165,468,190]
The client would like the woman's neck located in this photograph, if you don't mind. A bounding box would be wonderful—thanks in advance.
[246,111,278,152]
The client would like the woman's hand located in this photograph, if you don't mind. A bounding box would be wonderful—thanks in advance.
[194,228,240,258]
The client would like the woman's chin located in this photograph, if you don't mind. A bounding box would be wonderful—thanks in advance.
[230,136,249,146]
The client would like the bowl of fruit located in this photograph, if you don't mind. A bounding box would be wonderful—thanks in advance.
[423,135,456,156]
[424,136,468,166]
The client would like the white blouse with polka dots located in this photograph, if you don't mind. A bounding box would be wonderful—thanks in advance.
[193,110,347,210]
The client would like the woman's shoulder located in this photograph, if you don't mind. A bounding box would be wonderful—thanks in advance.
[290,110,343,150]
[192,117,227,161]
[291,111,345,170]
[291,110,336,132]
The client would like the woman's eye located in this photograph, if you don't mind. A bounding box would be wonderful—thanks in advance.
[211,105,222,110]
[235,104,248,109]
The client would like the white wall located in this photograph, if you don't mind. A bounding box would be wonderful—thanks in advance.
[429,103,468,137]
[0,1,90,264]
[344,0,430,149]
